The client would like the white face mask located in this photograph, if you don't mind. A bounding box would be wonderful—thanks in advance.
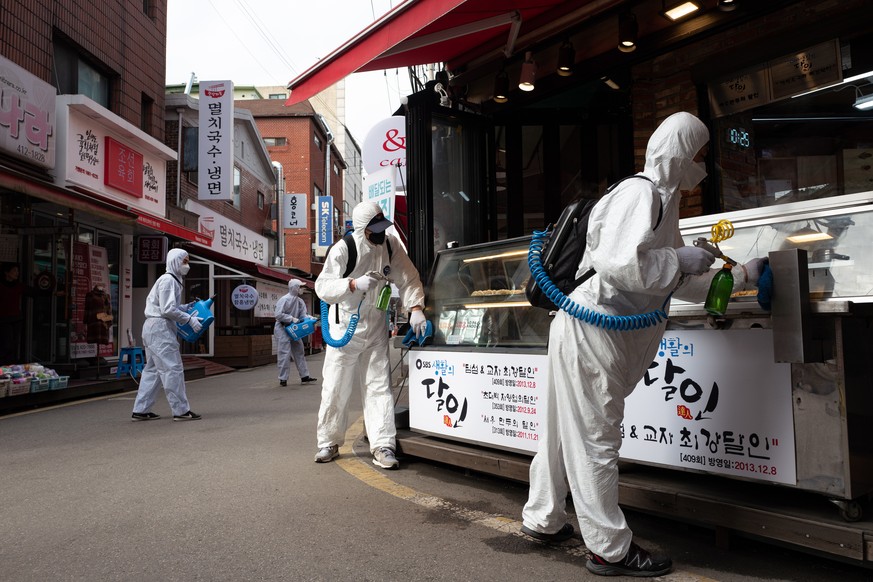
[180,264,191,276]
[679,161,707,191]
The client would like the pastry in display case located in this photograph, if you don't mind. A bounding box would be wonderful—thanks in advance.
[424,237,550,348]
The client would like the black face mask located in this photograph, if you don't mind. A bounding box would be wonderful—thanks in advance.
[368,231,386,245]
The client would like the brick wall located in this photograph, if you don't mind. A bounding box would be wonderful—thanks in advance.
[0,0,168,142]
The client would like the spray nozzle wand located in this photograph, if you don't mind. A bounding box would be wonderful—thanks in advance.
[693,219,736,266]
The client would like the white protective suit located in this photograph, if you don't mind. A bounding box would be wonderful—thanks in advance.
[274,279,311,382]
[315,202,425,453]
[522,112,754,561]
[132,248,196,416]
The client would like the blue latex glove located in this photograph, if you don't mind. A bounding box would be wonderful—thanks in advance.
[757,261,773,311]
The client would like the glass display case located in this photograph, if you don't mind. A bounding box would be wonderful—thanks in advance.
[425,237,550,348]
[676,190,873,314]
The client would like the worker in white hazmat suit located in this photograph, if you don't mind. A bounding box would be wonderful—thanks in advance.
[314,201,426,469]
[274,279,317,386]
[521,112,765,577]
[131,248,202,422]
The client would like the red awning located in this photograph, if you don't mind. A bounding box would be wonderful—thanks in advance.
[136,211,213,246]
[0,166,138,224]
[285,0,592,105]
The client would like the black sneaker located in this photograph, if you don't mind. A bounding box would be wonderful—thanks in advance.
[301,376,318,383]
[131,412,161,421]
[173,410,202,421]
[586,542,672,577]
[520,523,575,543]
[279,380,287,386]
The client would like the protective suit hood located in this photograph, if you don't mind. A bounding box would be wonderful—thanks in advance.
[288,279,303,296]
[353,202,388,234]
[166,249,188,278]
[643,112,709,199]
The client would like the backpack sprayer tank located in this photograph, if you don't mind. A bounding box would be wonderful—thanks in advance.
[177,296,216,342]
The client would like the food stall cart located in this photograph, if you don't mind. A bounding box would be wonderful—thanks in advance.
[399,188,873,561]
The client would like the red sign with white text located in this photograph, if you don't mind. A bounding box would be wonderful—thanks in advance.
[104,136,143,198]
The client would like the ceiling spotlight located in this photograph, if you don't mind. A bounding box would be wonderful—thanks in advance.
[854,92,873,111]
[493,69,510,103]
[601,76,621,90]
[718,0,737,11]
[557,41,575,77]
[618,11,638,53]
[519,52,537,91]
[662,1,701,21]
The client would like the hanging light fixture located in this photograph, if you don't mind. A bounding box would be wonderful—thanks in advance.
[557,41,575,77]
[493,69,510,103]
[718,0,737,11]
[518,52,537,91]
[661,1,701,22]
[618,11,638,53]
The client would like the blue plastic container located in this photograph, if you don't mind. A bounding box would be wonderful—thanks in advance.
[285,316,317,341]
[177,297,215,342]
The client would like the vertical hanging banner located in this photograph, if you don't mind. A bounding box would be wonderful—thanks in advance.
[283,193,307,229]
[317,196,334,247]
[362,116,406,188]
[198,80,234,201]
[363,165,396,222]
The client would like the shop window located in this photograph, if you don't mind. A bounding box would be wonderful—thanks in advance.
[140,93,153,134]
[52,38,111,108]
[228,166,241,208]
[710,36,873,212]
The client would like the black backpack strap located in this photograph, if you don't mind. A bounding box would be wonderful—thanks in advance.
[341,233,357,278]
[387,238,393,261]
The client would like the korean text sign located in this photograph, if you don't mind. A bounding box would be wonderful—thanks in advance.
[284,193,307,229]
[188,199,268,265]
[317,195,333,247]
[621,329,796,485]
[198,80,234,201]
[409,350,547,454]
[363,165,395,222]
[0,54,56,169]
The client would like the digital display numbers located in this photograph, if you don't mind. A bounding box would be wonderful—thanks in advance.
[725,127,751,149]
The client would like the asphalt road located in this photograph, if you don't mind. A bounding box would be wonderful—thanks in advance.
[2,351,871,582]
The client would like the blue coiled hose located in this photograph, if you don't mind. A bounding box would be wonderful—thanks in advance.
[528,228,670,331]
[320,300,363,348]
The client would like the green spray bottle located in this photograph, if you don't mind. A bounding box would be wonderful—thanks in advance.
[704,263,734,316]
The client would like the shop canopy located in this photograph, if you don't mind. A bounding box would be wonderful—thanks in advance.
[285,0,621,105]
[188,249,313,289]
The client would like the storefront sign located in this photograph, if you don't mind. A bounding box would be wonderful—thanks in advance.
[254,281,286,319]
[187,199,268,264]
[283,193,307,229]
[136,235,168,263]
[0,54,56,169]
[317,195,333,247]
[622,330,795,485]
[708,65,771,117]
[197,80,234,201]
[231,284,259,310]
[709,39,842,117]
[363,116,406,187]
[363,165,396,222]
[409,350,548,454]
[769,40,841,101]
[104,136,143,198]
[57,96,169,216]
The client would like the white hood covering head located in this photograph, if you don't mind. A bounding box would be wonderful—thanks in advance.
[643,112,709,197]
[352,201,385,233]
[166,248,189,278]
[288,279,303,296]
